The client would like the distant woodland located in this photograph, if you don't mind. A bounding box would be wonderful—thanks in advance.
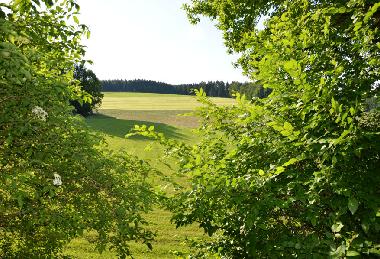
[101,79,272,99]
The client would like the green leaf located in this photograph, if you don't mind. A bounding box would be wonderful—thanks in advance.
[354,21,362,32]
[364,3,380,23]
[284,59,297,71]
[331,97,337,111]
[276,166,285,174]
[1,51,11,58]
[348,197,359,215]
[332,222,344,233]
[73,15,79,24]
[280,129,292,137]
[341,112,348,123]
[283,122,293,131]
[283,59,300,78]
[283,158,298,166]
[361,222,369,233]
[349,107,355,116]
[338,129,350,140]
[196,88,205,97]
[346,250,360,257]
[195,155,202,165]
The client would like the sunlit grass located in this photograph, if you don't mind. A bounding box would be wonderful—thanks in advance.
[65,209,203,259]
[64,93,233,258]
[101,92,235,111]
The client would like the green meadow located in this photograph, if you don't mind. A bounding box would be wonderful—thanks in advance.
[64,92,235,258]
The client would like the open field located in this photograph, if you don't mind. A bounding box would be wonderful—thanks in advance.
[64,92,235,258]
[96,92,235,128]
[100,92,236,110]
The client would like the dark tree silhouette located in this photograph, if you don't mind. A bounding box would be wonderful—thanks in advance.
[71,64,103,116]
[101,79,271,99]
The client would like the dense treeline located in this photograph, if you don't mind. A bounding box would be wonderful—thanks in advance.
[101,79,271,99]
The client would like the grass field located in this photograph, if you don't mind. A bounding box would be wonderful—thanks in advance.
[64,92,235,258]
[95,92,235,128]
[100,92,235,110]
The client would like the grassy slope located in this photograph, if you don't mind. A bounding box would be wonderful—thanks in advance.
[100,92,235,110]
[64,92,235,258]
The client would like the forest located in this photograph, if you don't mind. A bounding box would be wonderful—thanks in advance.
[1,0,379,258]
[101,79,271,99]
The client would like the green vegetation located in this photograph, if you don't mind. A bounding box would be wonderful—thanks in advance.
[102,79,270,99]
[65,209,203,259]
[1,1,156,258]
[71,64,103,117]
[2,0,379,258]
[65,92,235,258]
[141,0,379,257]
[85,92,203,160]
[100,92,235,111]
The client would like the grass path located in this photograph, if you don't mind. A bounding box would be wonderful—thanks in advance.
[64,92,235,258]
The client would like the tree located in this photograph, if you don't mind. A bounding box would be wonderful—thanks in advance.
[71,64,103,116]
[0,0,156,257]
[133,0,380,257]
[229,81,271,99]
[102,79,264,98]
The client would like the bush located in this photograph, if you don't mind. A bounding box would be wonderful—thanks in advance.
[0,1,156,257]
[134,0,380,257]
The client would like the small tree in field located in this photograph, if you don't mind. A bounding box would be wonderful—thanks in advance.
[0,0,156,257]
[71,64,103,116]
[133,0,380,258]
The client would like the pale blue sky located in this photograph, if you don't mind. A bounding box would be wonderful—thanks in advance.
[77,0,248,84]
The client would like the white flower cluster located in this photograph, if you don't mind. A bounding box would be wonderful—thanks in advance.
[32,106,48,121]
[53,173,62,186]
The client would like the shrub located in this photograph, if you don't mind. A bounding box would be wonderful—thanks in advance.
[0,1,156,257]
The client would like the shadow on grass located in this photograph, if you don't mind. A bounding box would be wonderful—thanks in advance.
[86,113,188,140]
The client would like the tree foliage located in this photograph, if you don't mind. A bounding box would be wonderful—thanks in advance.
[229,81,271,99]
[101,79,270,99]
[102,79,232,97]
[134,0,380,257]
[0,1,156,257]
[71,64,103,116]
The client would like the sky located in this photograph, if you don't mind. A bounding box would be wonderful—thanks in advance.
[76,0,248,84]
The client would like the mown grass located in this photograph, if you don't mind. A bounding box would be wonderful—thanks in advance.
[64,92,235,258]
[65,209,202,259]
[100,92,235,111]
